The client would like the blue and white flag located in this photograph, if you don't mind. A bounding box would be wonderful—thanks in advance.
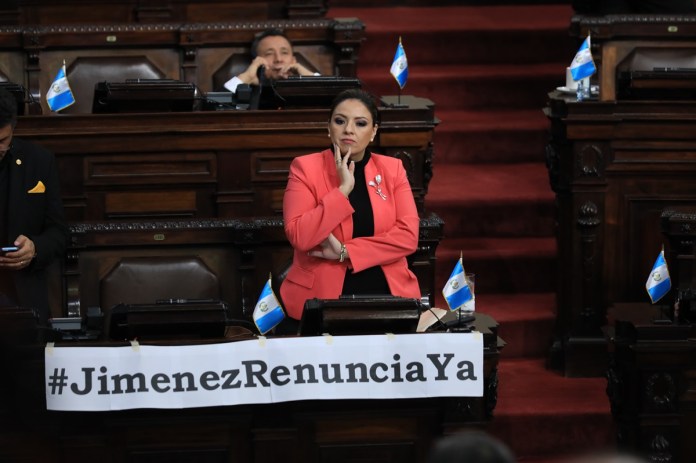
[646,249,671,304]
[390,37,408,89]
[253,277,285,335]
[569,35,596,82]
[46,61,75,112]
[442,258,475,312]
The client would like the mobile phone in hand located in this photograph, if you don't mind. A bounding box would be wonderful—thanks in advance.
[1,246,19,252]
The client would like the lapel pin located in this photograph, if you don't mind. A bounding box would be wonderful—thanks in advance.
[368,174,387,200]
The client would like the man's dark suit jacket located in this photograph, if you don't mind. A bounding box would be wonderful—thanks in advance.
[5,137,69,323]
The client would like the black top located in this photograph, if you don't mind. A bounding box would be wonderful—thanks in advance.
[341,151,391,296]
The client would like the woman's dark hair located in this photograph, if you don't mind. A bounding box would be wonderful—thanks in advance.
[329,89,380,126]
[0,87,18,128]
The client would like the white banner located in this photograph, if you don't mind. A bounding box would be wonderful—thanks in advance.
[45,332,483,411]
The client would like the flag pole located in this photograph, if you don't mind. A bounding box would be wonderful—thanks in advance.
[398,35,402,106]
[458,251,463,326]
[389,36,408,108]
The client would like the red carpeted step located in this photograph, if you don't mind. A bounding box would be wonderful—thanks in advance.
[329,4,616,461]
[328,6,575,67]
[434,237,557,294]
[435,293,555,358]
[433,109,549,164]
[360,63,563,110]
[490,358,615,458]
[479,293,555,358]
[425,163,555,237]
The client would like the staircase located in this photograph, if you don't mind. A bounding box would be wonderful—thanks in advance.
[328,4,615,462]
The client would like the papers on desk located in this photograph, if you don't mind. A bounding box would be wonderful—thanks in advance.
[417,307,448,332]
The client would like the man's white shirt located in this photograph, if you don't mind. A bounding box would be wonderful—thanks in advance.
[223,76,243,93]
[223,72,321,93]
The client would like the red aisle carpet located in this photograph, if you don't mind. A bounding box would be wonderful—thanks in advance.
[328,4,615,462]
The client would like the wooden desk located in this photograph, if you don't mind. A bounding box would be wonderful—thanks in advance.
[608,303,696,463]
[17,95,439,333]
[570,14,696,101]
[0,310,502,463]
[60,215,444,321]
[16,95,436,221]
[544,93,696,376]
[605,209,696,462]
[0,17,364,113]
[661,210,696,324]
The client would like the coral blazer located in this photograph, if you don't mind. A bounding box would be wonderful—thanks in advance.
[280,148,421,320]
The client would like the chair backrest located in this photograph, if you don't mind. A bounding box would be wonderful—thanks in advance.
[100,256,221,313]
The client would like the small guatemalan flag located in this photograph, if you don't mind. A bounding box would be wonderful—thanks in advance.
[253,275,285,335]
[46,61,75,112]
[569,35,596,82]
[646,248,671,304]
[442,257,475,312]
[390,37,408,89]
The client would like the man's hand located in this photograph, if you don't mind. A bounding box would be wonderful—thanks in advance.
[277,62,316,79]
[237,57,269,86]
[0,235,35,270]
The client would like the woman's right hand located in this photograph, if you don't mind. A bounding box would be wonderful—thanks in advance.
[334,143,355,197]
[308,233,342,260]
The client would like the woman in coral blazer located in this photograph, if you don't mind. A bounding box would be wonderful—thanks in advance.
[280,89,421,324]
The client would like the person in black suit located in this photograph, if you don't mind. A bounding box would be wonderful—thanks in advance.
[0,87,69,323]
[572,0,694,14]
[223,28,318,93]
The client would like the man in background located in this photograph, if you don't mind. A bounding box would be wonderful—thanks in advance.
[0,87,69,324]
[224,28,318,93]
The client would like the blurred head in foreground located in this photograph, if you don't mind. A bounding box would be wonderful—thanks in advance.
[427,431,515,463]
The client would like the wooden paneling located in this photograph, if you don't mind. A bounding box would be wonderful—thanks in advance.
[571,15,696,101]
[545,94,696,376]
[608,302,696,463]
[104,190,198,217]
[61,215,443,321]
[15,95,436,222]
[0,17,365,110]
[0,0,327,25]
[85,153,217,186]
